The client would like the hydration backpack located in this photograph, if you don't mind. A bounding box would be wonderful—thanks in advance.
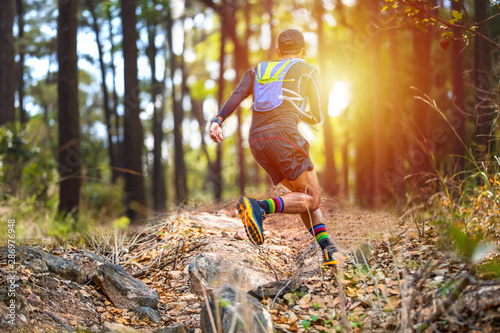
[253,59,306,112]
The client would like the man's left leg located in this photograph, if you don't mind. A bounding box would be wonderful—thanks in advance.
[237,170,338,266]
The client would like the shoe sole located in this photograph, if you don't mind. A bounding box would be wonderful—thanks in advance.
[237,197,264,245]
[323,259,338,267]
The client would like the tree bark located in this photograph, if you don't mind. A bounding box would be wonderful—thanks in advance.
[474,0,493,156]
[0,0,16,125]
[106,7,123,179]
[450,0,466,174]
[87,0,117,183]
[315,0,337,197]
[16,0,26,124]
[369,0,387,208]
[166,8,188,205]
[226,1,248,196]
[121,0,146,219]
[389,30,406,204]
[265,0,275,60]
[57,0,81,217]
[410,31,432,189]
[146,12,167,212]
[214,18,226,201]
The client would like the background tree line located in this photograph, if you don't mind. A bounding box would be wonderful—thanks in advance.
[0,0,498,224]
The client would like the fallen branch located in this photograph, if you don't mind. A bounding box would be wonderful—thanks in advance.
[132,241,208,278]
[44,311,73,332]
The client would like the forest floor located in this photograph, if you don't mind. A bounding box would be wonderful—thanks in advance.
[1,188,499,332]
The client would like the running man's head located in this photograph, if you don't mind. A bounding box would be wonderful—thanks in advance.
[276,29,306,59]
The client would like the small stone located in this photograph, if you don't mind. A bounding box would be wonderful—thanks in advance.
[221,231,230,237]
[27,293,41,305]
[247,279,301,300]
[133,306,162,323]
[168,271,182,279]
[234,229,246,240]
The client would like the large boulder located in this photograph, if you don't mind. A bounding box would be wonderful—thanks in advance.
[93,263,159,309]
[200,284,273,333]
[188,254,273,295]
[26,249,88,284]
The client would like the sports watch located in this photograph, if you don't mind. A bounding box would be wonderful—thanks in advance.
[211,117,223,127]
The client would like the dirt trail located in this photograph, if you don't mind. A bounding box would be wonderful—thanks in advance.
[2,194,497,332]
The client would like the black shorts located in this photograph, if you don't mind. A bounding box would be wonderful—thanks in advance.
[249,129,314,185]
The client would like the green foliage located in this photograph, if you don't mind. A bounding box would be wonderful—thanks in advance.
[428,158,500,273]
[81,178,125,219]
[300,320,311,331]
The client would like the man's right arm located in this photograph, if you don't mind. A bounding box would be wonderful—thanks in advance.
[209,68,254,143]
[216,69,254,121]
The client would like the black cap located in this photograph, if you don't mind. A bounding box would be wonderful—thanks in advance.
[277,29,305,54]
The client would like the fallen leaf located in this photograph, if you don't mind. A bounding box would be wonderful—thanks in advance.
[298,294,311,304]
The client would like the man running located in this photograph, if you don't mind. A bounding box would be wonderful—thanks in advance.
[209,29,338,267]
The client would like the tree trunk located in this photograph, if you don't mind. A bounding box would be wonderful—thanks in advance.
[410,31,432,189]
[87,0,117,183]
[474,0,493,156]
[214,19,226,201]
[57,0,81,217]
[370,0,387,208]
[265,0,275,60]
[16,0,26,124]
[450,0,466,174]
[0,0,16,125]
[107,7,123,179]
[166,8,188,205]
[315,0,337,197]
[342,108,349,199]
[389,30,406,204]
[226,1,248,196]
[121,0,146,219]
[147,17,167,212]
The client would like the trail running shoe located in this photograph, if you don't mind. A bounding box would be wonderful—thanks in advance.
[323,245,339,267]
[237,197,266,245]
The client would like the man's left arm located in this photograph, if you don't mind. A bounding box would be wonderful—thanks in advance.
[303,68,323,126]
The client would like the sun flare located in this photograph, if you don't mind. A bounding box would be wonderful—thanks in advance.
[328,81,352,117]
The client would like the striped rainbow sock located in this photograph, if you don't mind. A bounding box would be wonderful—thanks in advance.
[257,197,284,214]
[309,224,333,250]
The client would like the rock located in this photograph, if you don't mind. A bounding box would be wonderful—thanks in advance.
[133,306,162,323]
[93,263,159,309]
[26,293,41,305]
[188,253,273,295]
[187,214,240,233]
[200,284,273,333]
[221,231,230,238]
[101,322,152,333]
[43,277,59,289]
[28,248,88,284]
[155,324,195,333]
[82,249,107,263]
[168,271,183,279]
[234,229,246,240]
[247,279,301,300]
